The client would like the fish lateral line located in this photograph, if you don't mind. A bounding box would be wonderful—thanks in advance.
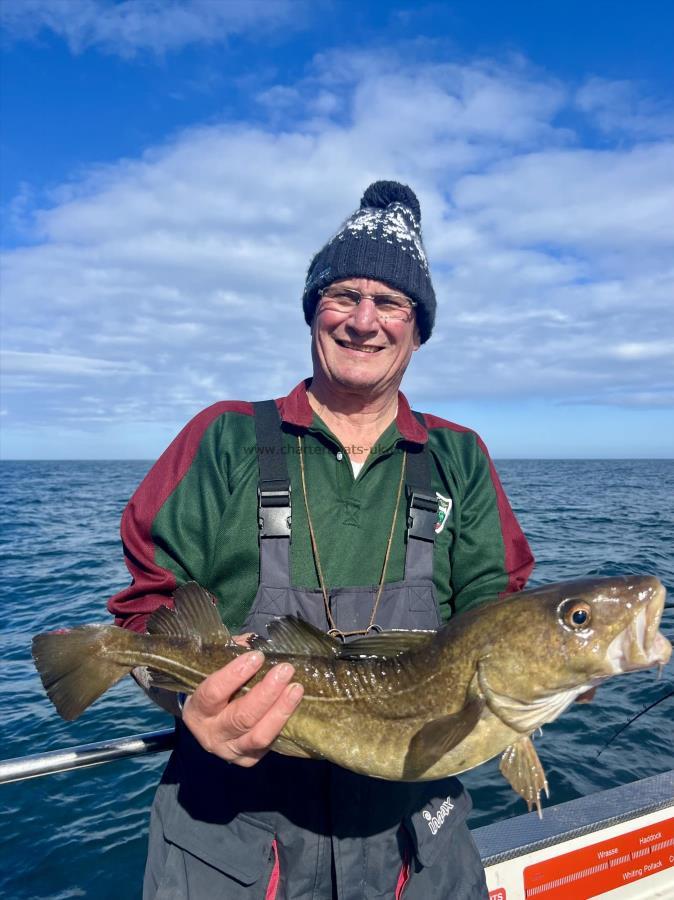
[114,651,214,690]
[286,652,452,707]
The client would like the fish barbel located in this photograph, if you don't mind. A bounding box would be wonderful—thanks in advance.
[32,575,671,813]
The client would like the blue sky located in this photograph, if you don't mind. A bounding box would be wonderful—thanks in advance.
[1,0,673,459]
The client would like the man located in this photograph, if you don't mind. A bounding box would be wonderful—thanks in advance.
[109,180,534,899]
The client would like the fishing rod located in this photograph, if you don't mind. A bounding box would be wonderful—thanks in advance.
[596,684,674,759]
[0,728,176,785]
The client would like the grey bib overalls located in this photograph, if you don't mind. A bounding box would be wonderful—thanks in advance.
[143,402,489,900]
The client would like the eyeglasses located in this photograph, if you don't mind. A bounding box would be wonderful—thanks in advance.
[318,286,417,323]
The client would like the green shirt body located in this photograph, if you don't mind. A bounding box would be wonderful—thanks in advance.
[109,380,534,632]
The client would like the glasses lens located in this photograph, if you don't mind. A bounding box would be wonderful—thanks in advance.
[373,295,414,319]
[319,287,414,322]
[321,287,359,311]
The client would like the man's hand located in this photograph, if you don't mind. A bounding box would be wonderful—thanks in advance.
[182,650,304,766]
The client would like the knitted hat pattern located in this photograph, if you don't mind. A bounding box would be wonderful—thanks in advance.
[303,180,436,343]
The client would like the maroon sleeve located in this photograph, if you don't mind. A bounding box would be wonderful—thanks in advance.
[478,438,534,595]
[107,401,251,632]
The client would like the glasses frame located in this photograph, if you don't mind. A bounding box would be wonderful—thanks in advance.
[317,286,417,324]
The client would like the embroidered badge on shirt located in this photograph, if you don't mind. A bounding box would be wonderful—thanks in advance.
[435,493,452,534]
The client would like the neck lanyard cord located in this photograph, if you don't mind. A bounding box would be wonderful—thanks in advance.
[297,434,407,639]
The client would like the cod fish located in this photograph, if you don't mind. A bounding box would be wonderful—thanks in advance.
[32,575,671,813]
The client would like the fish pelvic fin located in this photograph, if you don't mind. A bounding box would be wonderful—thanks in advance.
[32,625,140,721]
[500,736,550,818]
[147,582,232,643]
[402,696,484,779]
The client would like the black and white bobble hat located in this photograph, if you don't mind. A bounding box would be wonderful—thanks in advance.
[302,180,436,343]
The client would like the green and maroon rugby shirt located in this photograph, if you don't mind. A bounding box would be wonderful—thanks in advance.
[108,380,534,633]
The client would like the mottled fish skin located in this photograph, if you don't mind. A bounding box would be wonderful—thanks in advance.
[271,575,672,784]
[32,575,672,811]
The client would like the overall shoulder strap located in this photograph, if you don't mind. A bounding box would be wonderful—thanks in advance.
[253,400,289,486]
[253,401,291,585]
[404,411,438,580]
[405,411,438,543]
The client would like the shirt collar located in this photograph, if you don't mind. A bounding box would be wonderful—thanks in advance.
[278,379,428,445]
[278,378,314,428]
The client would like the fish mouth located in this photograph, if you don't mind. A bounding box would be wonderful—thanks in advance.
[606,579,672,674]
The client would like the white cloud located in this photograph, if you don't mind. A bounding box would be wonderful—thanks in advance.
[349,63,568,146]
[452,144,674,253]
[609,341,674,361]
[1,350,148,376]
[576,77,674,137]
[1,54,673,451]
[0,0,302,57]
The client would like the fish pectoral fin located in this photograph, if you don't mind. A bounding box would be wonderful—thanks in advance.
[252,617,342,657]
[338,630,436,660]
[402,697,484,779]
[147,583,232,643]
[500,736,550,818]
[477,660,582,733]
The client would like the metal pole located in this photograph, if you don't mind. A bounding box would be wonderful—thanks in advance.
[0,728,176,785]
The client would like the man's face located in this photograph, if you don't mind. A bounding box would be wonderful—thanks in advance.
[311,277,421,398]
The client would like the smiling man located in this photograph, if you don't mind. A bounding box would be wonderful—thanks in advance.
[109,181,534,899]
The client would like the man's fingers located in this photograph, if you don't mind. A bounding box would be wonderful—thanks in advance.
[225,662,296,734]
[228,682,304,760]
[189,651,265,715]
[182,654,305,765]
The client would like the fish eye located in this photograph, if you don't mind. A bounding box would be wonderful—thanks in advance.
[559,599,592,630]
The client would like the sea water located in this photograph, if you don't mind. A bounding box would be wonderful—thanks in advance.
[1,459,672,899]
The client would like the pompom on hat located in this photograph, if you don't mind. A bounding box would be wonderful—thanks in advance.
[302,180,436,343]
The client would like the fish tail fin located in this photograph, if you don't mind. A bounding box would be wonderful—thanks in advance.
[32,624,141,721]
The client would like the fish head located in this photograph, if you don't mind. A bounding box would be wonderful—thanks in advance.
[476,575,672,714]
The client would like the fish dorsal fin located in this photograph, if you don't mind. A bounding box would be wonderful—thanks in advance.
[338,630,436,660]
[147,582,231,643]
[250,616,341,657]
[146,606,185,638]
